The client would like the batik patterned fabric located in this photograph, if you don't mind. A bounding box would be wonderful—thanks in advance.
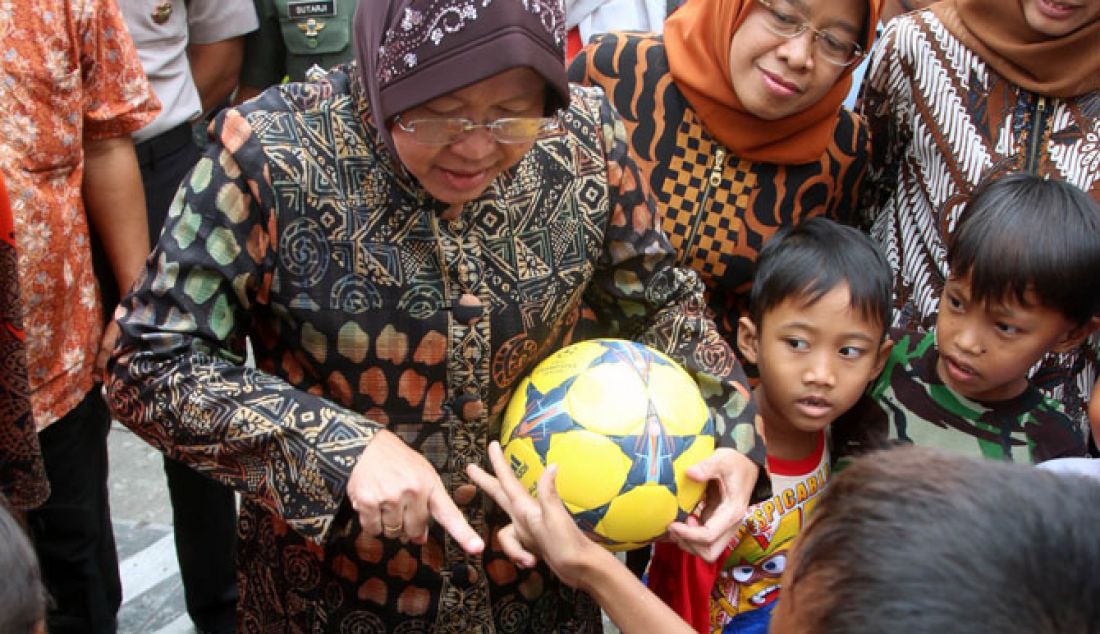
[569,34,871,348]
[0,0,159,428]
[832,330,1087,466]
[107,66,761,632]
[0,175,48,509]
[859,9,1100,425]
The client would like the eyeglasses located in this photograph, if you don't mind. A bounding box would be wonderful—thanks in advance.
[394,115,563,145]
[755,0,865,66]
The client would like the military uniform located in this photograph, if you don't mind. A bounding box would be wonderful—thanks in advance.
[240,0,359,89]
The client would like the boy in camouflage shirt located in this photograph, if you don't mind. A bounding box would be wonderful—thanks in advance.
[835,173,1100,464]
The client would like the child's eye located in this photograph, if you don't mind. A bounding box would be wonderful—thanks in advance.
[839,346,865,359]
[946,295,964,311]
[785,338,809,351]
[995,322,1020,336]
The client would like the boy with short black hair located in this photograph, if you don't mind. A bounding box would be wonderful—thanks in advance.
[649,217,894,634]
[834,173,1100,464]
[772,446,1100,634]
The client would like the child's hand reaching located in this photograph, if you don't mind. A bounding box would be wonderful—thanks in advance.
[466,441,606,589]
[468,441,696,634]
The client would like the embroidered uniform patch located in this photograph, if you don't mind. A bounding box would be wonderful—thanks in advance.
[288,0,336,18]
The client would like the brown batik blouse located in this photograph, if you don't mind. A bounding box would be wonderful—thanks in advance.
[0,174,47,509]
[569,34,871,352]
[107,67,762,632]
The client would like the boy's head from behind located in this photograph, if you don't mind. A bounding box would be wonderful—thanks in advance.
[937,173,1100,402]
[0,500,46,634]
[771,446,1100,634]
[738,218,892,435]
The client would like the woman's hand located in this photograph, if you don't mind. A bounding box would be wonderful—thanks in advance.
[665,447,759,562]
[347,429,484,555]
[96,317,121,381]
[466,441,602,588]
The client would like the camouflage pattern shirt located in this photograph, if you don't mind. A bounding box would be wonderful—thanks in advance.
[833,330,1086,465]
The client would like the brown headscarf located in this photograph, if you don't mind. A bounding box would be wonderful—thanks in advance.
[664,0,880,165]
[354,0,571,160]
[931,0,1100,98]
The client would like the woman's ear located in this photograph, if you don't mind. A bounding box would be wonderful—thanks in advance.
[1052,316,1100,354]
[737,316,760,365]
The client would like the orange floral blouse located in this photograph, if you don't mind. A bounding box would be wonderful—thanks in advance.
[0,0,159,428]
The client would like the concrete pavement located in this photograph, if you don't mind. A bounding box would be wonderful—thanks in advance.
[108,422,194,633]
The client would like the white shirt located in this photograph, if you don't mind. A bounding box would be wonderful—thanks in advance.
[565,0,667,44]
[122,0,258,142]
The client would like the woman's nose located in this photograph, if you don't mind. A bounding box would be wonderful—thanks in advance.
[448,126,498,161]
[777,31,816,70]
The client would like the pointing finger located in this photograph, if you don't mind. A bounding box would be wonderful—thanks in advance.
[486,441,530,500]
[428,484,484,555]
[467,463,510,512]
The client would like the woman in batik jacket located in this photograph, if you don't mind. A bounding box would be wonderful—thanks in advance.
[569,0,880,347]
[0,174,48,511]
[106,1,763,631]
[859,0,1100,428]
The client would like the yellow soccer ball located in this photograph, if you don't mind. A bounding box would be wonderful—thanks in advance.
[500,339,715,551]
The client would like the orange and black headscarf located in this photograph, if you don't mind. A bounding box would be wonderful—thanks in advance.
[664,0,881,165]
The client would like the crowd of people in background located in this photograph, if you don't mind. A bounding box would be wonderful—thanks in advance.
[0,0,1097,632]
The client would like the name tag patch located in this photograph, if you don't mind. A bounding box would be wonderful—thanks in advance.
[288,0,335,18]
